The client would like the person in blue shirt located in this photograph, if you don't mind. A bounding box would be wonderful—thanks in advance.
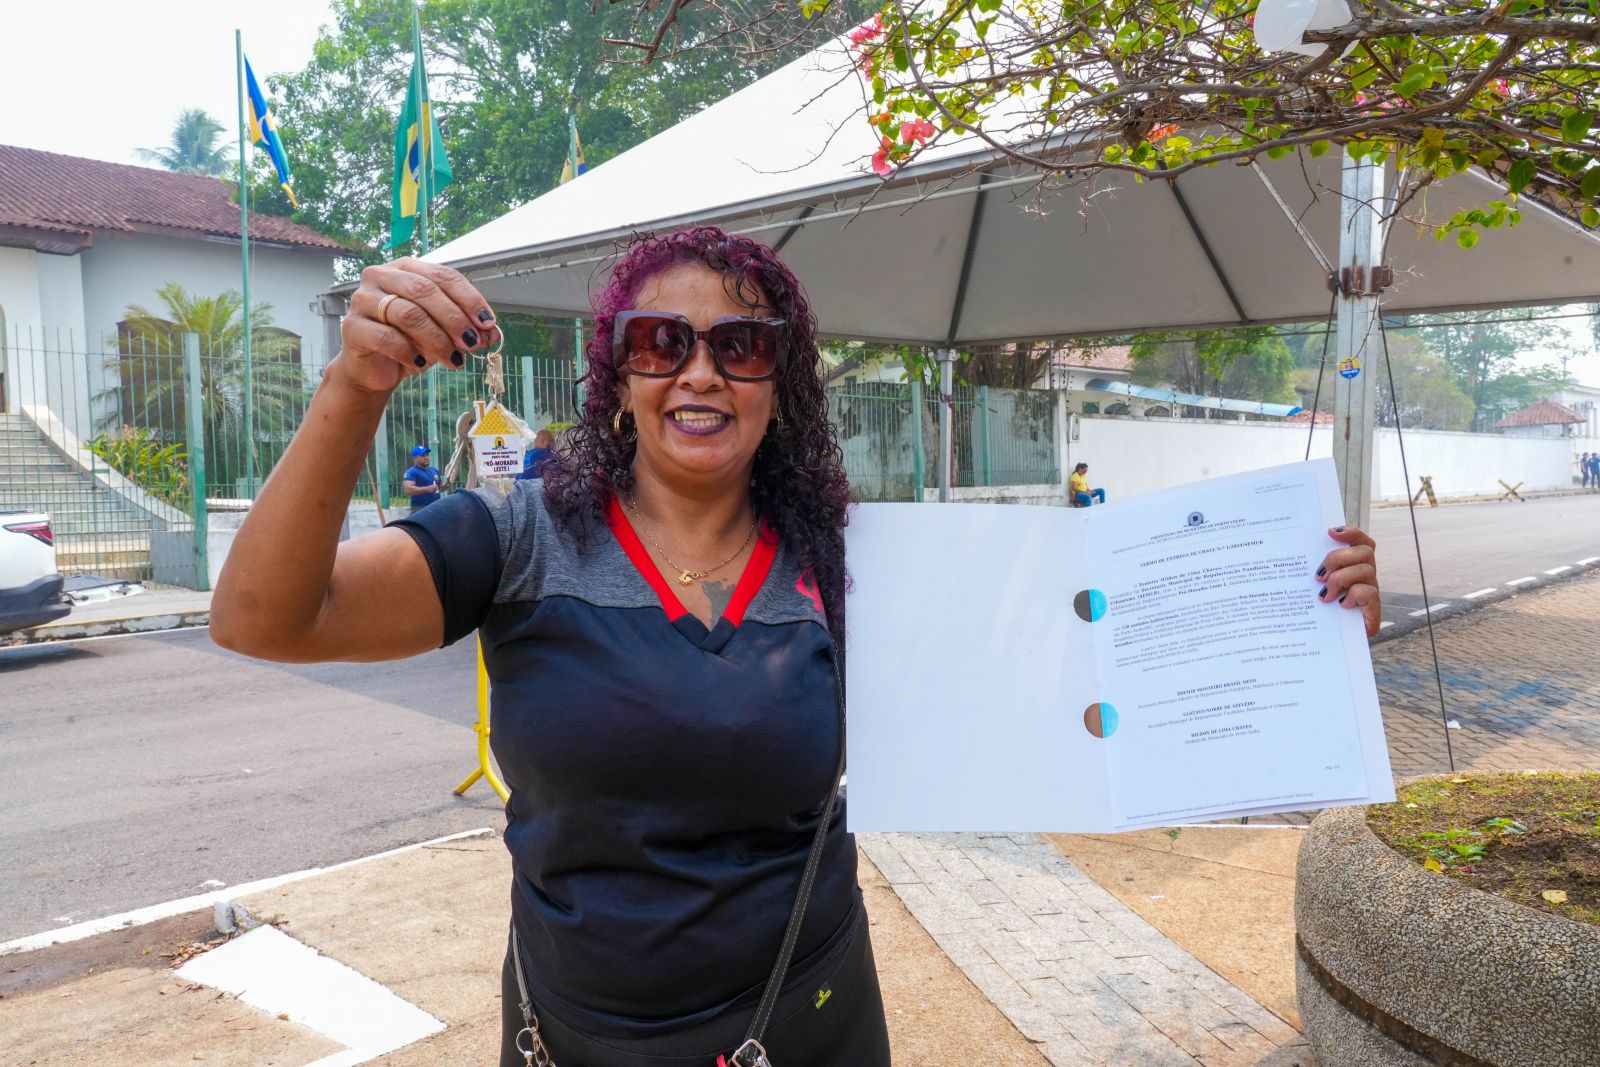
[516,429,556,481]
[402,445,443,509]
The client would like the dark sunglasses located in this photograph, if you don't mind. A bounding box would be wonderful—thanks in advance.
[613,311,787,381]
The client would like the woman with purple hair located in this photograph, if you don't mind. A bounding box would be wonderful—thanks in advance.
[211,228,894,1066]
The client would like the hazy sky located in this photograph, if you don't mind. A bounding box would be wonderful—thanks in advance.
[1,0,337,167]
[4,1,1595,384]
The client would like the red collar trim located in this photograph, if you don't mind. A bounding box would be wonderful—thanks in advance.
[606,494,689,621]
[604,496,778,627]
[723,519,778,627]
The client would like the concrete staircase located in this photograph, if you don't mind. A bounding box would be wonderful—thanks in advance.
[0,412,164,578]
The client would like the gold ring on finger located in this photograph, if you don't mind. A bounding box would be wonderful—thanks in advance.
[377,293,400,326]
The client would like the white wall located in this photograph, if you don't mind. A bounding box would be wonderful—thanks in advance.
[0,246,44,413]
[1068,416,1333,501]
[79,231,337,360]
[1067,415,1576,502]
[35,253,86,347]
[1371,428,1572,498]
[950,483,1067,506]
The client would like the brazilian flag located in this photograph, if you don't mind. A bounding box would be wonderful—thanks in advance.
[386,15,452,249]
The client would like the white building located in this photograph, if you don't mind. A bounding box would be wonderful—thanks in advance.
[1495,397,1588,439]
[1556,380,1600,440]
[0,144,347,426]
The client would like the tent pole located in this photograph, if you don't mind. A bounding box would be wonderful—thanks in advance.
[1331,149,1386,531]
[936,347,956,502]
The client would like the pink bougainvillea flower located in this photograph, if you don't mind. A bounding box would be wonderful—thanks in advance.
[901,119,935,145]
[871,146,893,177]
[1355,91,1370,105]
[1491,79,1509,96]
[850,12,885,45]
[1149,123,1179,142]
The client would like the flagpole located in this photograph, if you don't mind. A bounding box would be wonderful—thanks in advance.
[414,5,440,461]
[568,113,585,402]
[235,29,255,497]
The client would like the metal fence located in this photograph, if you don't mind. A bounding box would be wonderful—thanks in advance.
[373,353,575,509]
[828,380,1060,500]
[1,327,581,587]
[3,325,1059,588]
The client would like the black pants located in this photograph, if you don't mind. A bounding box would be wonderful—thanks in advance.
[499,908,891,1066]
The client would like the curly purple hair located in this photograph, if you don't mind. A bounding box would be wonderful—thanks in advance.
[540,226,852,639]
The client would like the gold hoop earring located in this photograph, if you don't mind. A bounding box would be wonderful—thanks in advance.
[612,407,636,443]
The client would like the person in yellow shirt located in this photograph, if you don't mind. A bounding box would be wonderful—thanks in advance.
[1069,462,1105,507]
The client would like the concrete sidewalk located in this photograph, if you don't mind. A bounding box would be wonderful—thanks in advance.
[1,828,1302,1067]
[0,586,211,646]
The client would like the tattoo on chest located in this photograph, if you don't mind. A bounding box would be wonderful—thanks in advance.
[702,579,735,622]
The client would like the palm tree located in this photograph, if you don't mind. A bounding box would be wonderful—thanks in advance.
[135,109,234,176]
[102,284,308,495]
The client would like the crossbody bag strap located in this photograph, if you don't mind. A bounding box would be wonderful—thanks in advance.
[510,925,558,1066]
[731,644,847,1067]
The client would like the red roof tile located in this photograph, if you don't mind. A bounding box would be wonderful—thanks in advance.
[1495,398,1586,429]
[0,144,348,254]
[1284,408,1335,424]
[1051,344,1133,373]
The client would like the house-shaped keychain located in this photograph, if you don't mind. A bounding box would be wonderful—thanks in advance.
[468,399,528,483]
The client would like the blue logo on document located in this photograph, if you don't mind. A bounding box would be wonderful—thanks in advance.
[1187,511,1205,527]
[1073,588,1107,622]
[1084,702,1118,739]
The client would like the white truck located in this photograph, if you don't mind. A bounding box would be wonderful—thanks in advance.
[0,510,71,633]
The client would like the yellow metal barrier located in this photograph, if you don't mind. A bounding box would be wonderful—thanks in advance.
[454,636,509,803]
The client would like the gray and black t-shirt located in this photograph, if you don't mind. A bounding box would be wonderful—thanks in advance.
[392,481,856,1036]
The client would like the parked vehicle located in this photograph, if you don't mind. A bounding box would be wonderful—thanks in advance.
[0,510,71,633]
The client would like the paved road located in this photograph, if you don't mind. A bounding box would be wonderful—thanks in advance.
[0,629,500,943]
[1366,493,1600,637]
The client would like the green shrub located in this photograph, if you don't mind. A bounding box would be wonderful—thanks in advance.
[89,427,190,509]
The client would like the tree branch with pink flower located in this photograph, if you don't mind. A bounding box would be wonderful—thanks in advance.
[600,0,1600,239]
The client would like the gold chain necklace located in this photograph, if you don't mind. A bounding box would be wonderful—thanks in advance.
[625,493,756,586]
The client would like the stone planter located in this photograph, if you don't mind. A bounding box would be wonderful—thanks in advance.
[1295,799,1600,1066]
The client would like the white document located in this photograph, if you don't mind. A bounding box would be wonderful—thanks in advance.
[844,459,1394,832]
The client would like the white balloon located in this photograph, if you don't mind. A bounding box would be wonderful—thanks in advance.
[1254,0,1353,58]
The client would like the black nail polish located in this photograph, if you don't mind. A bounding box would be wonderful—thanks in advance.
[450,350,464,367]
[462,328,479,346]
[1318,585,1328,599]
[414,355,426,367]
[477,309,493,323]
[1316,565,1327,579]
[1338,592,1348,603]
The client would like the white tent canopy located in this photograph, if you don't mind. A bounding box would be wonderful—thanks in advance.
[426,42,1600,345]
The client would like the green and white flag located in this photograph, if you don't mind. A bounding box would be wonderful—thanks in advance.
[386,11,452,249]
